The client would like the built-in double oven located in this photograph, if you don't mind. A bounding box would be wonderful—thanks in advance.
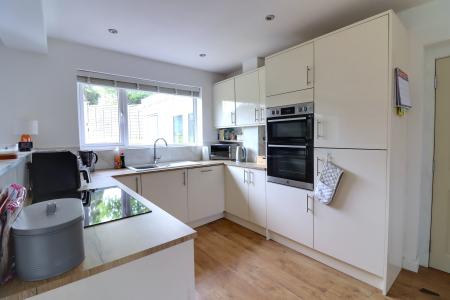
[266,102,314,190]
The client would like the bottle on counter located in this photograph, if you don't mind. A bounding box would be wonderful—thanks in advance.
[114,147,122,169]
[120,151,125,168]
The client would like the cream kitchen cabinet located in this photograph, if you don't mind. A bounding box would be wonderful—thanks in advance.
[235,70,260,126]
[213,78,236,128]
[248,168,266,228]
[187,165,224,222]
[265,42,314,97]
[225,166,266,227]
[115,174,141,194]
[314,15,389,149]
[141,169,188,222]
[258,67,266,124]
[314,148,387,277]
[266,182,313,248]
[225,166,248,220]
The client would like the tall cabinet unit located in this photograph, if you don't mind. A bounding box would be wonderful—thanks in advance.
[264,11,409,295]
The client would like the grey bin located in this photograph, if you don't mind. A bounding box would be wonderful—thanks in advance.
[12,198,85,281]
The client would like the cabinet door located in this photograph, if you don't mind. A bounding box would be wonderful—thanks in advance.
[314,16,389,149]
[235,70,260,126]
[187,165,224,222]
[258,67,266,124]
[267,182,313,248]
[314,148,387,276]
[225,166,249,220]
[266,43,314,96]
[115,174,141,194]
[248,169,266,228]
[141,169,188,222]
[213,78,236,128]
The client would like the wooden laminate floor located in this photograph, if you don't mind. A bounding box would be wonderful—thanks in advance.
[194,219,450,300]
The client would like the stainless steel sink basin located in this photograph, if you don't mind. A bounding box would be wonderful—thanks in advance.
[127,161,201,172]
[127,164,159,171]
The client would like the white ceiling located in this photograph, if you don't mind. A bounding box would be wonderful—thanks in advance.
[42,0,431,74]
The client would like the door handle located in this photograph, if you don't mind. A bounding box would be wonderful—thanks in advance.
[200,169,212,173]
[243,170,247,184]
[183,171,186,185]
[306,194,313,213]
[255,108,259,122]
[135,177,139,193]
[260,107,264,122]
[306,66,312,85]
[316,157,324,176]
[317,120,324,138]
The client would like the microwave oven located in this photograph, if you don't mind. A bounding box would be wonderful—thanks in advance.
[210,144,237,160]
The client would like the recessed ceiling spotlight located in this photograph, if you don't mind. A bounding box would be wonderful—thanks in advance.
[108,28,118,34]
[199,53,206,57]
[265,14,275,21]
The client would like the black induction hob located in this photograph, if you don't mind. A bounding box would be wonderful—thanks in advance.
[80,186,151,228]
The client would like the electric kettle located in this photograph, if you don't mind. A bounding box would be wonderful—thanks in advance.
[235,146,247,163]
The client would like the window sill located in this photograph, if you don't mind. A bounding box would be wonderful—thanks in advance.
[80,144,201,151]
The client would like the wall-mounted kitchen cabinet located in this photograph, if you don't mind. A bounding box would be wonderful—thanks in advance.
[314,15,389,149]
[141,169,189,222]
[213,78,236,128]
[225,166,266,228]
[187,165,224,222]
[214,67,265,128]
[265,42,314,97]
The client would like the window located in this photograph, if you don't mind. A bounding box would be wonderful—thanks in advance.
[77,73,200,148]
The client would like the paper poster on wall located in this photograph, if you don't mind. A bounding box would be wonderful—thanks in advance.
[395,68,412,109]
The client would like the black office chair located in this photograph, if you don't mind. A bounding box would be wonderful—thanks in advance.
[31,151,82,203]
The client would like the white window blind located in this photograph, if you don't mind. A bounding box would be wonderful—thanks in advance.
[76,70,201,97]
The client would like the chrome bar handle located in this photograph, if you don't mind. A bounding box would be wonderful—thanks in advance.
[306,194,313,213]
[317,120,324,138]
[306,66,311,85]
[183,171,186,186]
[135,177,139,193]
[255,108,259,122]
[243,170,247,184]
[201,169,212,173]
[316,157,324,176]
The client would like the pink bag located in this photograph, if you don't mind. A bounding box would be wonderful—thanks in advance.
[0,184,26,284]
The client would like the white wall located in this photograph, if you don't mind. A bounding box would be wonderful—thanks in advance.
[0,38,223,149]
[398,0,450,270]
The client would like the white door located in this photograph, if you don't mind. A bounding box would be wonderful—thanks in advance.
[213,78,236,128]
[314,15,389,149]
[141,169,188,222]
[266,43,314,96]
[258,67,266,124]
[235,70,260,126]
[430,56,450,273]
[115,174,141,194]
[225,166,249,220]
[266,182,313,248]
[187,166,224,222]
[248,169,266,228]
[314,148,387,276]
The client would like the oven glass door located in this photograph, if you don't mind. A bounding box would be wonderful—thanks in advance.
[267,115,313,145]
[267,145,314,190]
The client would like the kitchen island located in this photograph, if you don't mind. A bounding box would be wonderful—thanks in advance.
[0,172,197,300]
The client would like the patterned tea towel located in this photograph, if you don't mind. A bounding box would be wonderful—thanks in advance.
[314,160,344,205]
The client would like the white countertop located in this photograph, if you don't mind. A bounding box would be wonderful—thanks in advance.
[0,152,31,177]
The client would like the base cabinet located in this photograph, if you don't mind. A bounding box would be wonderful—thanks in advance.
[187,166,224,222]
[314,148,387,276]
[266,182,313,248]
[141,169,188,222]
[225,166,266,227]
[115,174,141,194]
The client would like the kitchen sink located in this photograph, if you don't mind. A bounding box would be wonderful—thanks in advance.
[127,161,201,172]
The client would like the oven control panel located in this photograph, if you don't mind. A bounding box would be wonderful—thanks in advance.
[266,102,313,118]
